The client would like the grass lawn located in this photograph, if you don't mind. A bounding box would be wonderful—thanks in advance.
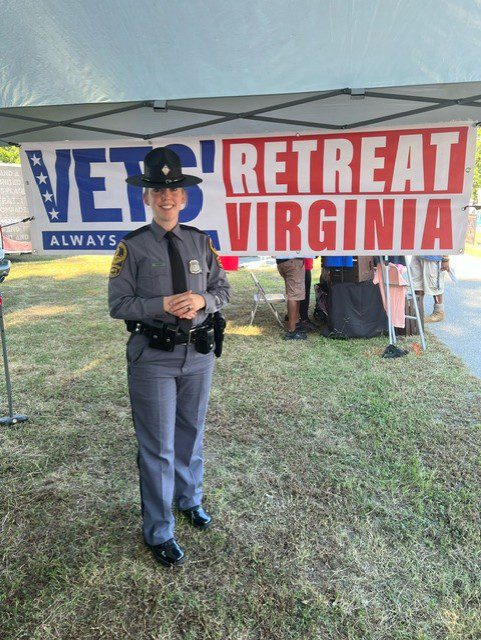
[1,256,480,640]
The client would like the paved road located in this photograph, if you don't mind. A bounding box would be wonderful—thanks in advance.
[426,255,481,378]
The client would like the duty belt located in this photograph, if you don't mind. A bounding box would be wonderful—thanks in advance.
[127,320,210,345]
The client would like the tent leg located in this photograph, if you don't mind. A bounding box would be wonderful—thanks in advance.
[383,257,395,345]
[0,289,27,426]
[405,260,427,350]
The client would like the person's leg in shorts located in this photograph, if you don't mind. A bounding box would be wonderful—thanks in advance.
[277,259,306,337]
[410,257,446,323]
[424,261,446,322]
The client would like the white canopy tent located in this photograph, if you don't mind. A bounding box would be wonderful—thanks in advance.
[2,1,481,142]
[0,1,479,354]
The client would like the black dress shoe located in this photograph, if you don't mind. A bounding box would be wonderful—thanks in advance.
[148,538,185,567]
[181,505,212,530]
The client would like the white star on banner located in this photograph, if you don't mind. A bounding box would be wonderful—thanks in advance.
[31,155,41,166]
[36,173,47,184]
[49,209,60,220]
[42,191,53,202]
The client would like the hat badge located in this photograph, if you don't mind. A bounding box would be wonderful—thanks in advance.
[162,164,170,175]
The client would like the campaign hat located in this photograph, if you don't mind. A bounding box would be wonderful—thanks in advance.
[126,147,202,188]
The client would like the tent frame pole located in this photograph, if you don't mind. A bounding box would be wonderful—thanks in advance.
[405,261,427,350]
[3,88,481,144]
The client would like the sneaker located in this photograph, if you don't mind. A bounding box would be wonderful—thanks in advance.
[283,330,307,340]
[297,320,317,332]
[425,310,445,323]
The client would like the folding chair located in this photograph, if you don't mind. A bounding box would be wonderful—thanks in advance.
[249,271,286,327]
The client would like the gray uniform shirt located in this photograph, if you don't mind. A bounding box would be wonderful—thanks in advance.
[108,220,230,327]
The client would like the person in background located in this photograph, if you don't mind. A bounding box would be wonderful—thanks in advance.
[410,255,450,322]
[298,258,317,331]
[276,257,307,340]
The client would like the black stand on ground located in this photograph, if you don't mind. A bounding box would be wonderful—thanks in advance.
[0,256,27,426]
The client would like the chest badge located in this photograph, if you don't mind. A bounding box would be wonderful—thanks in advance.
[189,259,202,274]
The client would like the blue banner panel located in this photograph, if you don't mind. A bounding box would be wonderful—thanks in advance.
[42,231,128,250]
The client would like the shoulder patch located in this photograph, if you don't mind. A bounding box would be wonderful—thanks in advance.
[109,241,128,278]
[123,225,150,241]
[208,237,223,269]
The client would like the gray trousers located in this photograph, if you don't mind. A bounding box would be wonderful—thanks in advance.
[127,334,215,545]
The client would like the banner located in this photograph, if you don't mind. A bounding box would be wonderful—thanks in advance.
[21,123,476,255]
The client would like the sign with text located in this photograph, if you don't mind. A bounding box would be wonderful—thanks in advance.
[22,123,476,255]
[0,162,32,249]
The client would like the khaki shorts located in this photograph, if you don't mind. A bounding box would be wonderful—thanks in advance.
[410,256,445,296]
[277,258,305,301]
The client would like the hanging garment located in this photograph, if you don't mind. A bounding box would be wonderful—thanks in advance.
[373,263,408,328]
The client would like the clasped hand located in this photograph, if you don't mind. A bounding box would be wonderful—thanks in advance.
[163,290,206,319]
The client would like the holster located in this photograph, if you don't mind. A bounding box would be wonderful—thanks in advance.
[213,312,227,358]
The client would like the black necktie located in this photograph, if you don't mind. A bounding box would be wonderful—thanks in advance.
[165,231,192,333]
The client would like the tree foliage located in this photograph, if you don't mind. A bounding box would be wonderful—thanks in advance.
[471,127,481,203]
[0,145,20,164]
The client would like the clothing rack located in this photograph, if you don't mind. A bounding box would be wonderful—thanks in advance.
[381,256,426,352]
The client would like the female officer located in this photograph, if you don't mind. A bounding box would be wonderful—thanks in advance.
[108,147,230,566]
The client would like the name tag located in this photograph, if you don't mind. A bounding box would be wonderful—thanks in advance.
[151,261,166,268]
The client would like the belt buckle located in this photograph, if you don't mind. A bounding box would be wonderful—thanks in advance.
[187,327,196,345]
